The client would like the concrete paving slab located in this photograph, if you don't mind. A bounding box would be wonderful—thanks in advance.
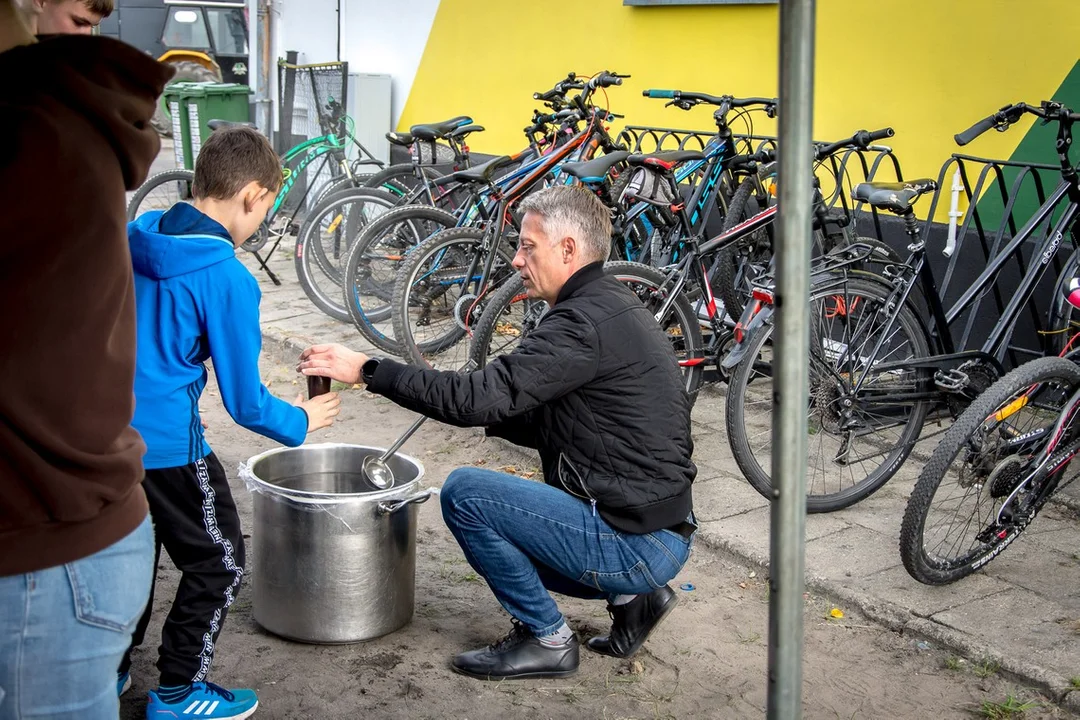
[803,524,902,583]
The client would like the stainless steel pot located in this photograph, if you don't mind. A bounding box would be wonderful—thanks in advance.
[242,443,429,644]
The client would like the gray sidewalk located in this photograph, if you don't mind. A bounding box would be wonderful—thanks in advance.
[234,242,1080,709]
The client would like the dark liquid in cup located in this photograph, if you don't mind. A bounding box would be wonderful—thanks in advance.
[308,375,332,398]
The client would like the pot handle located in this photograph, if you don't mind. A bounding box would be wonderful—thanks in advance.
[377,489,436,515]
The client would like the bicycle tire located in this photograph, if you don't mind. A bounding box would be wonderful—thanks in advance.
[604,261,705,399]
[293,187,399,322]
[126,168,195,222]
[726,275,931,512]
[899,355,1080,585]
[342,204,458,354]
[363,163,443,198]
[714,177,768,323]
[391,227,516,369]
[466,273,545,367]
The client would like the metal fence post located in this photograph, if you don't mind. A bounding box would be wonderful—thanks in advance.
[768,0,816,717]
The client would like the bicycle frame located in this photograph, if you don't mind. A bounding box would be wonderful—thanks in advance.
[844,183,1080,395]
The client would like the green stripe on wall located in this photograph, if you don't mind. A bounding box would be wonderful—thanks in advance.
[974,59,1080,231]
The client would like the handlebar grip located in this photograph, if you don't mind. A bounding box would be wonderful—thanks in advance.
[955,115,997,146]
[644,89,676,99]
[868,128,895,142]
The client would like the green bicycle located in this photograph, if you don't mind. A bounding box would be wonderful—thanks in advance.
[126,97,396,285]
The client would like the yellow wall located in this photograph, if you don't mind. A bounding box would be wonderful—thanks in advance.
[401,0,1078,190]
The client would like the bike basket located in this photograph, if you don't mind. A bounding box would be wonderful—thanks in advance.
[620,166,676,207]
[411,139,457,165]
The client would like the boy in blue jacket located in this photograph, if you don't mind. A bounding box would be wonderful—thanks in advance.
[120,126,340,719]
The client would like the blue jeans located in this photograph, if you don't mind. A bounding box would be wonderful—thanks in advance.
[440,468,694,637]
[0,515,154,720]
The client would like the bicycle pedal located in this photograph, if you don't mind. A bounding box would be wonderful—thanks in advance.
[934,368,968,393]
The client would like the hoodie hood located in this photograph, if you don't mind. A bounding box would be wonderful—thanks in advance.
[130,205,237,279]
[1,35,173,191]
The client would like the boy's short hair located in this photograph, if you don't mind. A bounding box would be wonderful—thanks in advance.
[84,0,114,17]
[191,126,282,201]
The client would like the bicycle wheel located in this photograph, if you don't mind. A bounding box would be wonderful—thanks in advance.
[713,177,770,322]
[467,273,548,367]
[127,168,194,221]
[342,205,458,354]
[603,261,705,399]
[391,227,516,370]
[899,356,1080,585]
[294,187,398,322]
[726,275,931,512]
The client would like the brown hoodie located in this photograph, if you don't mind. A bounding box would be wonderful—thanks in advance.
[0,35,172,575]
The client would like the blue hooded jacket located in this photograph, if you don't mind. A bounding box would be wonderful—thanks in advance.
[128,204,306,469]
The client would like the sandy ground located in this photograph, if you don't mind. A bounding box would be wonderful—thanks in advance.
[118,354,1075,720]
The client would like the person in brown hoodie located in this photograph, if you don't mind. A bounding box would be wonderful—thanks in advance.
[0,1,173,717]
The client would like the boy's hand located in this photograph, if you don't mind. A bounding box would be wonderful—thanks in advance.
[295,392,341,432]
[298,343,369,385]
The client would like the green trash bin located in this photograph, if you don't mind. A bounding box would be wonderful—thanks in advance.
[185,83,253,164]
[162,82,200,170]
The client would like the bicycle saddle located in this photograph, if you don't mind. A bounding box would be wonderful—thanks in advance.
[852,179,936,214]
[561,151,630,182]
[386,131,414,146]
[449,124,485,138]
[207,119,257,131]
[409,116,473,139]
[627,149,706,169]
[439,154,515,185]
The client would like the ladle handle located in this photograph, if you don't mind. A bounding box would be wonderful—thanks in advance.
[379,414,428,462]
[376,359,478,463]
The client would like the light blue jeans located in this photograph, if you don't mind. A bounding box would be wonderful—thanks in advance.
[0,515,154,720]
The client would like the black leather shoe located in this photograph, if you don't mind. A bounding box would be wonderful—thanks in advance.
[451,620,579,680]
[586,585,678,658]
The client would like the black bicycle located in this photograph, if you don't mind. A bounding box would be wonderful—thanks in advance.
[726,100,1080,513]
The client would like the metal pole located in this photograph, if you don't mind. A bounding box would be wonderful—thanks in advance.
[767,0,815,718]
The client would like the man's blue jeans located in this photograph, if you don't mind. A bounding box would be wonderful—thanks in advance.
[440,468,694,637]
[0,514,154,720]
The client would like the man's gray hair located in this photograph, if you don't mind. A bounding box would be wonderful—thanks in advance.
[518,185,612,263]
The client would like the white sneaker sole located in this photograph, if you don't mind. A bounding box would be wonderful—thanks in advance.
[147,699,258,719]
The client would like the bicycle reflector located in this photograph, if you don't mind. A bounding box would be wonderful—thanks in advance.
[751,287,774,304]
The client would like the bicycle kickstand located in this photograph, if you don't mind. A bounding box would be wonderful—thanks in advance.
[252,249,282,286]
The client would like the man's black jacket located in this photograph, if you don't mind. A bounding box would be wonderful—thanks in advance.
[366,262,696,534]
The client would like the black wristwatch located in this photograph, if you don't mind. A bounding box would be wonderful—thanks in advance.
[361,357,382,385]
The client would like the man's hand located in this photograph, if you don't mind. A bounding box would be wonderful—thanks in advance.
[298,344,369,385]
[294,392,342,432]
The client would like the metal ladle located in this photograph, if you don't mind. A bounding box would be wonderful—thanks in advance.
[362,414,428,489]
[361,359,477,489]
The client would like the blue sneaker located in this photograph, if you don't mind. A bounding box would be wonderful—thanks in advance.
[117,672,131,697]
[146,682,258,719]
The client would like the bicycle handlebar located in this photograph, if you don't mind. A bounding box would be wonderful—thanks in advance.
[954,101,1080,146]
[725,127,894,172]
[814,127,894,159]
[643,89,778,114]
[534,72,587,103]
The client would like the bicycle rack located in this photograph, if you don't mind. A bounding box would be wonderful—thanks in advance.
[915,154,1069,367]
[615,124,906,245]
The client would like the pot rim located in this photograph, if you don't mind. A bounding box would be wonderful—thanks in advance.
[242,442,426,503]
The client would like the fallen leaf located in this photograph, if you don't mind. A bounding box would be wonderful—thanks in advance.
[629,660,645,675]
[499,465,518,474]
[738,582,747,589]
[830,608,844,619]
[748,571,757,579]
[522,471,536,479]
